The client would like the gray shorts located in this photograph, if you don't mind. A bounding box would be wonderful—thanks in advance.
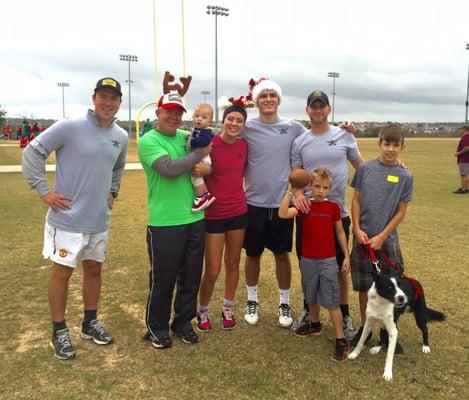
[299,257,340,309]
[458,163,469,176]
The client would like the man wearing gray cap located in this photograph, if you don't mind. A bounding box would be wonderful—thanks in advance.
[22,77,128,359]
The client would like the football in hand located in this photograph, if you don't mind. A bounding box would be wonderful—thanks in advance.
[289,169,311,188]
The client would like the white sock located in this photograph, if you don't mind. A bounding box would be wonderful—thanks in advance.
[279,288,290,305]
[246,285,258,302]
[223,298,234,307]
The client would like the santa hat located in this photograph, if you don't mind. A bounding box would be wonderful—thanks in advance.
[251,78,282,103]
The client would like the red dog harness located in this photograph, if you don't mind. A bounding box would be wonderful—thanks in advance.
[360,243,424,301]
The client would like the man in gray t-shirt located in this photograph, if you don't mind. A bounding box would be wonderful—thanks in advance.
[290,90,363,341]
[22,78,128,360]
[241,79,306,328]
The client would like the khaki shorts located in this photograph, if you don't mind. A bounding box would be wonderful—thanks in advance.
[42,222,109,268]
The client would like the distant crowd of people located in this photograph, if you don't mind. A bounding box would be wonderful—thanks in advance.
[2,120,44,146]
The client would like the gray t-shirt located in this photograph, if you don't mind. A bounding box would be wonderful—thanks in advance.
[351,158,413,240]
[242,117,306,208]
[22,110,129,233]
[291,125,361,218]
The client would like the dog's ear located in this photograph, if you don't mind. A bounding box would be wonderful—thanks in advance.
[370,263,380,281]
[379,264,393,275]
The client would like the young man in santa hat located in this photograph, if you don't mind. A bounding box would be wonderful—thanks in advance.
[241,79,307,328]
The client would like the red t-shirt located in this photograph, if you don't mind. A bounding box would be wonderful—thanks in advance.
[296,200,341,259]
[457,134,469,164]
[205,134,248,220]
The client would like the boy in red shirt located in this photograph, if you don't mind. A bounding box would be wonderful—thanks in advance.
[279,168,350,361]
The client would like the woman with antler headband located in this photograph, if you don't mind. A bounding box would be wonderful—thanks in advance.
[196,97,250,332]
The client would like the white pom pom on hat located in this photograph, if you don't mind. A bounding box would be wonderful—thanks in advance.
[252,79,282,103]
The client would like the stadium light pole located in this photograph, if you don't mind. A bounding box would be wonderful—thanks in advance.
[57,82,69,119]
[465,43,469,124]
[201,90,210,103]
[328,72,340,125]
[206,5,229,128]
[119,54,138,136]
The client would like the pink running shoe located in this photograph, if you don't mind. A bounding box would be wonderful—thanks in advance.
[197,310,213,332]
[192,192,216,213]
[221,306,236,330]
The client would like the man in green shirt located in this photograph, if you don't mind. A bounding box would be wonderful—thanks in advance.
[138,92,211,349]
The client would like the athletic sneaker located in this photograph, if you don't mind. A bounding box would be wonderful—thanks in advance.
[197,310,213,332]
[192,192,216,212]
[151,335,172,349]
[294,321,322,337]
[244,300,259,325]
[278,303,293,328]
[172,328,199,344]
[343,315,358,342]
[50,328,76,360]
[333,338,350,361]
[81,319,114,345]
[453,187,468,194]
[221,305,236,330]
[349,326,372,347]
[291,309,310,331]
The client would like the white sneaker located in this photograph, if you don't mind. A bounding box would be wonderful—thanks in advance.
[278,303,293,328]
[244,300,259,325]
[343,315,358,342]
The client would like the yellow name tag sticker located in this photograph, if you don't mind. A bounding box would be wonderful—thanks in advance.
[387,175,399,183]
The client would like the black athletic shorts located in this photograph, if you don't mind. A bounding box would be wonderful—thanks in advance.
[295,215,351,270]
[205,213,248,234]
[243,205,293,257]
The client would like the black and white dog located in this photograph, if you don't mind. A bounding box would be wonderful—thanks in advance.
[348,266,445,381]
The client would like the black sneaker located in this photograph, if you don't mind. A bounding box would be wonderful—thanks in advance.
[294,321,322,337]
[151,335,172,349]
[81,319,113,345]
[50,328,76,360]
[333,338,350,361]
[453,188,467,194]
[350,326,372,347]
[172,328,199,344]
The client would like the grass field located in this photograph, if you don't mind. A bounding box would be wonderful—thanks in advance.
[0,138,467,400]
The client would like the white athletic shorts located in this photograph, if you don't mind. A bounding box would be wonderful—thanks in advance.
[42,222,109,268]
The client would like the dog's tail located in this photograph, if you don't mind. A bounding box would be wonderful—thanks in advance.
[426,308,445,322]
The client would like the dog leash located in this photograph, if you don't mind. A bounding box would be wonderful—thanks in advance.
[360,243,382,273]
[360,243,424,300]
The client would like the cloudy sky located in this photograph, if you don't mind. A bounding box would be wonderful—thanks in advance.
[1,0,468,123]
